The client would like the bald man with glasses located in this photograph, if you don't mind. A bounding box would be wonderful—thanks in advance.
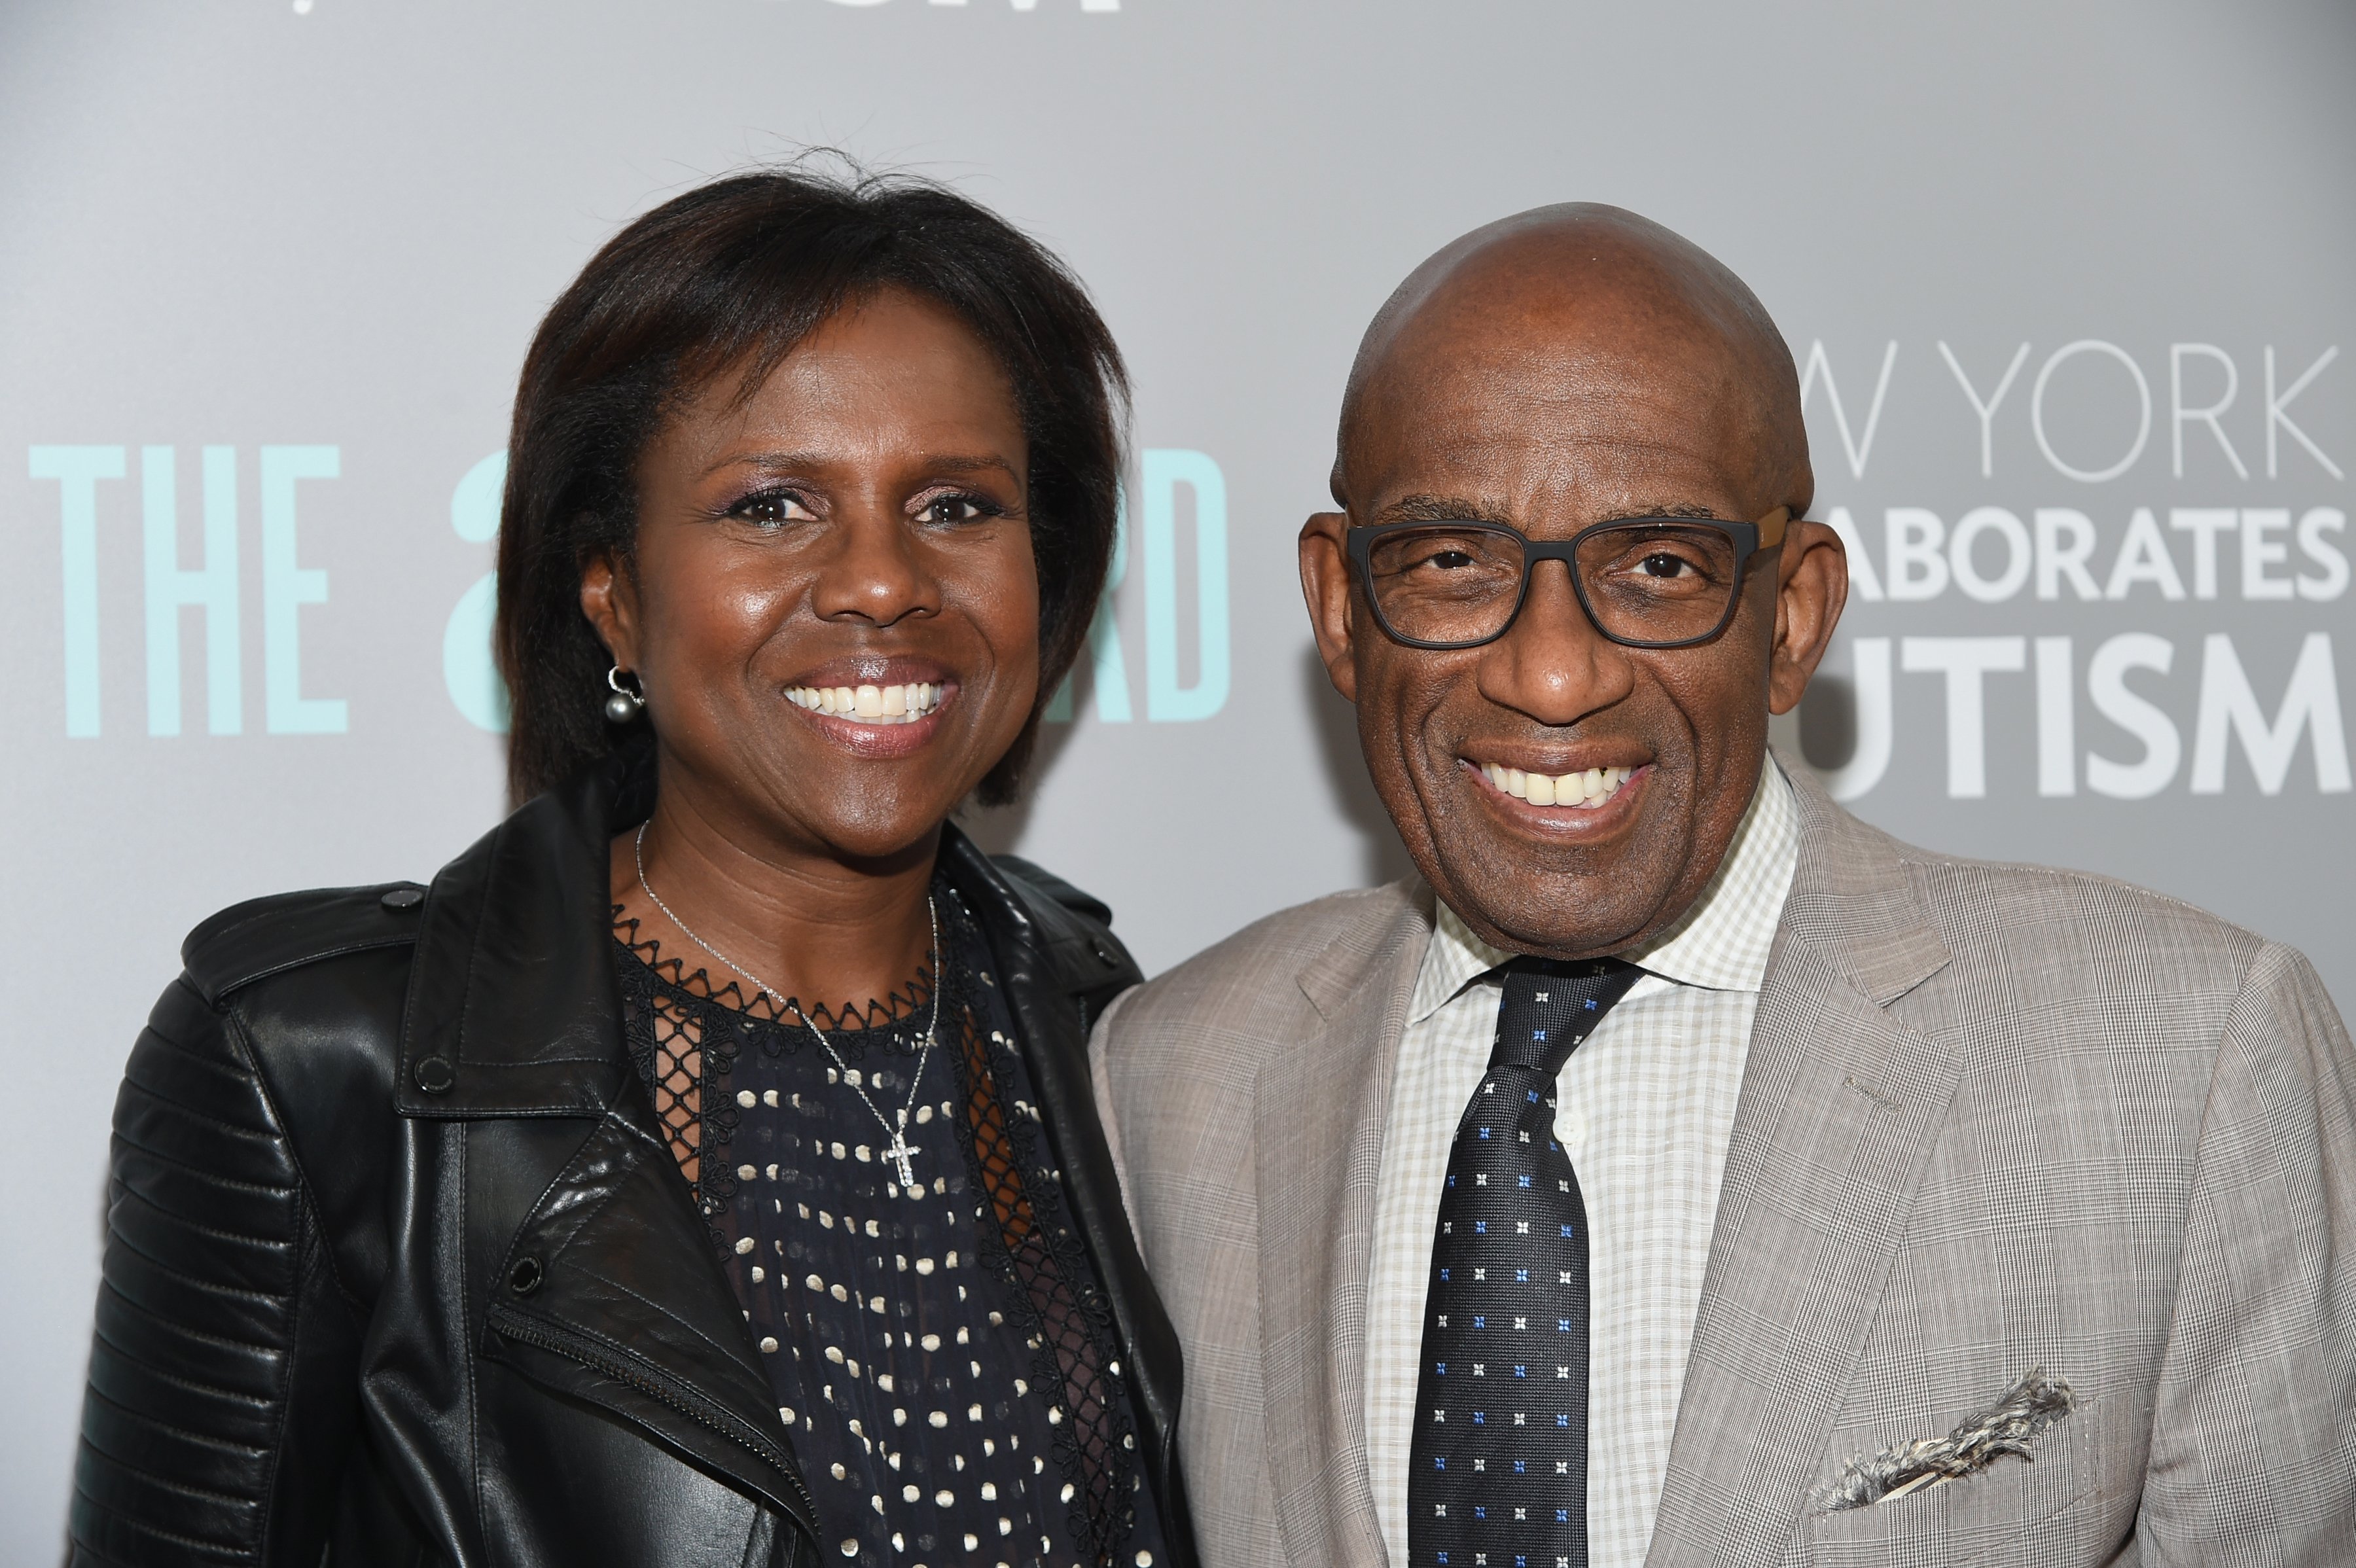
[1090,205,2356,1568]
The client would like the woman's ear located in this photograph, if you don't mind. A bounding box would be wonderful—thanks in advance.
[579,549,641,671]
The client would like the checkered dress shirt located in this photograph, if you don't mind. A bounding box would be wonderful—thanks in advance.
[1366,760,1799,1568]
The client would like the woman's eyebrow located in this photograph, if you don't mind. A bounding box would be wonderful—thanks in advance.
[917,454,1023,481]
[697,451,1023,482]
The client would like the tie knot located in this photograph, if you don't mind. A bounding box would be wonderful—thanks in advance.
[1488,955,1641,1078]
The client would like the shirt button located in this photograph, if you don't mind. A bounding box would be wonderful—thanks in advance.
[1560,1109,1590,1151]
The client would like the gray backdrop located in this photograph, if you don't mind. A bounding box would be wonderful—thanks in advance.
[6,0,2353,1554]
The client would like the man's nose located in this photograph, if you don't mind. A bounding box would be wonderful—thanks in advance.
[812,506,938,626]
[1474,557,1633,724]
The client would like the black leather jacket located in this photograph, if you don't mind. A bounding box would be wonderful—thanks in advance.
[69,758,1194,1568]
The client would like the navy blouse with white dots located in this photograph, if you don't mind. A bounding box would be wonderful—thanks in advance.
[616,883,1168,1568]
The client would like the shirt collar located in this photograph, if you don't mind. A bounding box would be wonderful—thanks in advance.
[1407,757,1799,1025]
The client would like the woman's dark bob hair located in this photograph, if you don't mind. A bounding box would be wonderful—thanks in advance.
[495,162,1128,806]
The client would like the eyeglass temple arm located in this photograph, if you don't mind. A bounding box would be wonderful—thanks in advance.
[1757,506,1792,550]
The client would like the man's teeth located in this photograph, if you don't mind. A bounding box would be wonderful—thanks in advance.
[785,682,943,725]
[1481,762,1635,809]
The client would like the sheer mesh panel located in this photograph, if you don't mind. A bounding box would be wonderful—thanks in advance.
[957,1002,1132,1562]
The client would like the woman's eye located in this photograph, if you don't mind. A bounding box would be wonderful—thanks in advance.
[918,494,1001,526]
[728,490,814,527]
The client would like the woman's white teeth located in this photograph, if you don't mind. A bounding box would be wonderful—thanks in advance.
[785,682,942,724]
[1482,762,1634,809]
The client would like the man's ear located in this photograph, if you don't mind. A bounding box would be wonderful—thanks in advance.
[1767,519,1849,715]
[579,549,641,673]
[1298,512,1360,704]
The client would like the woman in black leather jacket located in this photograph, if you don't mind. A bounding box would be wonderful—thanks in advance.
[72,168,1193,1568]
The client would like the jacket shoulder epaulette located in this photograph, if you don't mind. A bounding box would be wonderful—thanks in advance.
[988,854,1141,1000]
[180,882,429,1007]
[990,853,1113,927]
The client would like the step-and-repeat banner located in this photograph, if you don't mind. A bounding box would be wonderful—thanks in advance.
[5,0,2351,1549]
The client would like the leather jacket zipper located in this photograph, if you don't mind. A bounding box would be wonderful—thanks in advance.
[488,1304,822,1536]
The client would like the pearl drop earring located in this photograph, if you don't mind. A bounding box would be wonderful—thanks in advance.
[604,666,645,724]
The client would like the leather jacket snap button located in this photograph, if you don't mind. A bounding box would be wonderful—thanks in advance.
[1090,938,1118,967]
[380,886,425,911]
[412,1056,456,1094]
[508,1255,544,1295]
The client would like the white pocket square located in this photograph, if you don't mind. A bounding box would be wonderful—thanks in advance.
[1813,1369,2077,1512]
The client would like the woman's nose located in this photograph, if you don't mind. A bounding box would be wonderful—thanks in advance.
[810,507,939,627]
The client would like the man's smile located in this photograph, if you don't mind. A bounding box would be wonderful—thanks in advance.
[1459,754,1650,835]
[1468,757,1642,810]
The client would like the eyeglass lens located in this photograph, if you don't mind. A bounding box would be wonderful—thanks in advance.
[1363,523,1743,647]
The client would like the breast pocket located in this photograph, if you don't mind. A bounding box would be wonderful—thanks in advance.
[1806,1399,2103,1568]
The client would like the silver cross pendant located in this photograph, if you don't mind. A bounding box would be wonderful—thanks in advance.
[884,1128,920,1189]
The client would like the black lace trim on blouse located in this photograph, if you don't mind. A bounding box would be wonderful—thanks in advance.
[612,910,937,1224]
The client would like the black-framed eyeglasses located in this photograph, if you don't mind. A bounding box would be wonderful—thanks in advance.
[1345,507,1791,651]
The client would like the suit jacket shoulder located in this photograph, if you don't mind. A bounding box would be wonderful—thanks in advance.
[1106,881,1427,1039]
[1899,841,2266,1001]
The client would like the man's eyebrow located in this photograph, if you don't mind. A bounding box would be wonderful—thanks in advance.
[1363,497,1728,527]
[1368,495,1511,526]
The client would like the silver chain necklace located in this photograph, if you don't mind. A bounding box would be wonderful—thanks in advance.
[632,823,942,1189]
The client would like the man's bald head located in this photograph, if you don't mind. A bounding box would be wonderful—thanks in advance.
[1334,204,1811,518]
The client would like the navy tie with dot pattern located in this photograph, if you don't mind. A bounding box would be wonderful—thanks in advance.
[1408,954,1641,1568]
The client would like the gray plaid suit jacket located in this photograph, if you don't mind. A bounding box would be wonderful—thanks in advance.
[1090,758,2356,1567]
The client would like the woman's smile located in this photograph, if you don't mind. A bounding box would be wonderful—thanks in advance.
[781,658,963,760]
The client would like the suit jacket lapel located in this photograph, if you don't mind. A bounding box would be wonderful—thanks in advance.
[1646,761,1960,1567]
[1255,882,1432,1567]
